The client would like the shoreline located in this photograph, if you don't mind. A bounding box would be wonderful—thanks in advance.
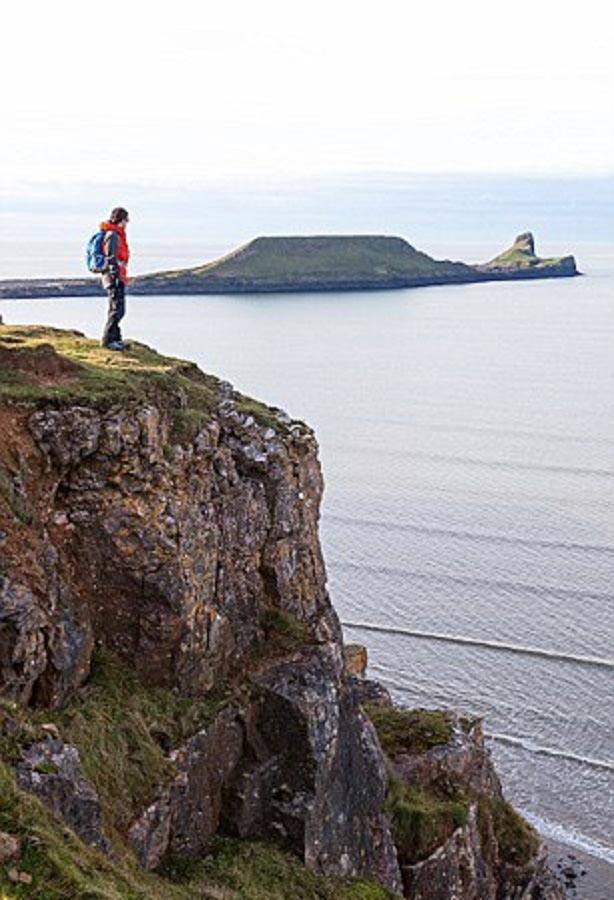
[0,232,579,299]
[0,265,581,301]
[545,838,613,899]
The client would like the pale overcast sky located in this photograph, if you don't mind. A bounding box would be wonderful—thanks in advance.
[2,0,613,188]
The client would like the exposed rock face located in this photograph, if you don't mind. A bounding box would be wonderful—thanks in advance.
[0,330,562,897]
[401,803,496,900]
[393,718,501,801]
[129,704,245,870]
[16,739,112,855]
[1,394,338,705]
[343,642,369,676]
[128,647,402,892]
[382,716,563,900]
[477,232,577,278]
[401,809,563,900]
[226,646,400,888]
[0,336,400,890]
[513,232,535,255]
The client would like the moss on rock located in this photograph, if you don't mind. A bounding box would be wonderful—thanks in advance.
[0,325,278,434]
[364,705,454,757]
[384,775,469,865]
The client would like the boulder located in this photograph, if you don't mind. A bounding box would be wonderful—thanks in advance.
[16,739,112,855]
[343,642,368,676]
[128,705,244,870]
[223,645,402,893]
[0,831,20,864]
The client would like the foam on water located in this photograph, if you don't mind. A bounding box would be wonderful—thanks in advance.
[521,812,614,866]
[488,733,614,774]
[341,619,614,669]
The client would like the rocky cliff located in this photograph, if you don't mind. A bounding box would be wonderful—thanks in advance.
[476,233,577,279]
[0,326,563,899]
[0,232,577,298]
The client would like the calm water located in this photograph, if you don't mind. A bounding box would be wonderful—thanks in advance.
[1,240,613,892]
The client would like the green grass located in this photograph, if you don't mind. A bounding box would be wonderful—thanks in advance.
[254,608,315,661]
[484,243,564,270]
[138,235,468,285]
[0,759,174,900]
[0,762,395,900]
[32,651,230,839]
[477,797,539,870]
[0,652,396,899]
[168,837,396,899]
[170,407,212,443]
[364,705,453,757]
[385,775,468,865]
[0,326,279,434]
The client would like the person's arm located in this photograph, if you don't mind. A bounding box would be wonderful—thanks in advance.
[103,231,120,278]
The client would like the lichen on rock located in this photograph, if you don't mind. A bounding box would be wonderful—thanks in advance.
[0,327,563,898]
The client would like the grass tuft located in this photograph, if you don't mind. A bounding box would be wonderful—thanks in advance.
[34,651,229,838]
[364,705,453,757]
[179,836,396,899]
[0,761,395,899]
[0,325,280,435]
[254,608,314,661]
[478,797,539,870]
[385,774,468,865]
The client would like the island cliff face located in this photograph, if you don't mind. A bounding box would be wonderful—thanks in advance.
[0,327,563,899]
[0,232,577,298]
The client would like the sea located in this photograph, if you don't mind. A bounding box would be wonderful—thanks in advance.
[1,175,613,897]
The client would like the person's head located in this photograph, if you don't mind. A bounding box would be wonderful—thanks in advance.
[109,207,129,229]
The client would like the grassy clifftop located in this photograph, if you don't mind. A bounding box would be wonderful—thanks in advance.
[478,232,576,274]
[0,324,281,432]
[143,236,470,283]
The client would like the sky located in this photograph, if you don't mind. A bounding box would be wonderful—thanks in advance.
[2,0,614,192]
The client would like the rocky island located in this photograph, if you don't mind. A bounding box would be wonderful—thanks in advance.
[0,232,577,299]
[0,325,565,898]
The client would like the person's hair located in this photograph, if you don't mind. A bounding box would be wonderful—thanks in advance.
[109,207,129,224]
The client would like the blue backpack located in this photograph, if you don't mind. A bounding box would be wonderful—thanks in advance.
[86,231,106,273]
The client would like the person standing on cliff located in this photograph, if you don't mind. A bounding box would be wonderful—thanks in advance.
[100,207,130,350]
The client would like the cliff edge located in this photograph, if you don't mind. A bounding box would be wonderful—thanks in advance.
[476,232,577,278]
[0,326,563,898]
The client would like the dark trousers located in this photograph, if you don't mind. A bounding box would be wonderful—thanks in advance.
[102,279,126,346]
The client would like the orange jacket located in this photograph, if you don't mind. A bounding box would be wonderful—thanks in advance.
[100,221,130,283]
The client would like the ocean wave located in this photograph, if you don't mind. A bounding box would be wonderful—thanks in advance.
[341,620,614,670]
[332,560,614,605]
[359,667,613,773]
[520,811,614,865]
[327,444,614,478]
[330,416,614,449]
[488,733,614,773]
[325,512,614,555]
